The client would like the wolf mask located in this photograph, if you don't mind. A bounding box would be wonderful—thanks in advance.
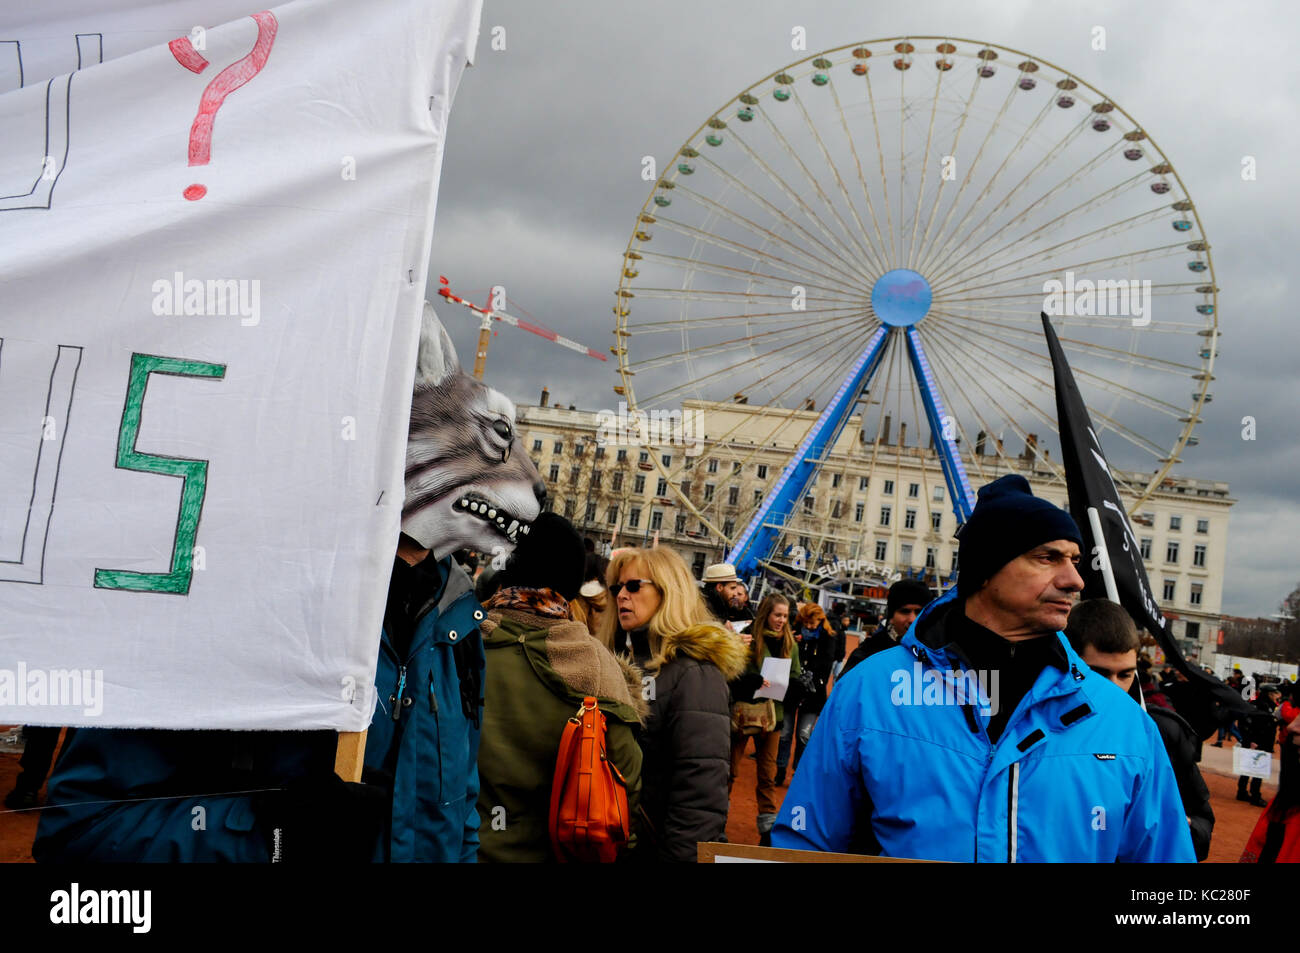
[401,301,544,560]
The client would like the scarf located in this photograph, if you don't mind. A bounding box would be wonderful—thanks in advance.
[485,586,572,619]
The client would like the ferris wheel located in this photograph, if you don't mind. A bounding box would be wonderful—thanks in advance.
[612,36,1218,579]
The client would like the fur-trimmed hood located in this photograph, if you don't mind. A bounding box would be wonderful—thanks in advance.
[650,622,747,681]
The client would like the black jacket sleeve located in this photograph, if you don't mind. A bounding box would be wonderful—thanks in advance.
[1151,708,1215,862]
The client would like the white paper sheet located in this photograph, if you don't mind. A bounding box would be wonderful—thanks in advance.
[755,657,791,702]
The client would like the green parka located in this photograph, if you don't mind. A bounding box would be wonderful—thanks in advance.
[477,608,646,862]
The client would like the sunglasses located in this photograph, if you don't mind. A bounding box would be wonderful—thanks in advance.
[609,579,657,597]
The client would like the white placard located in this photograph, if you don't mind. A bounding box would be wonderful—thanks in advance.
[755,657,791,702]
[1233,746,1273,780]
[0,0,481,730]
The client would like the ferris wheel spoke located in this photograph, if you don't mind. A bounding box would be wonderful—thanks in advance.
[728,125,878,285]
[929,300,1205,338]
[909,67,1023,277]
[626,311,869,372]
[927,308,1201,374]
[935,185,1170,289]
[932,237,1190,298]
[863,72,900,264]
[904,51,952,269]
[928,308,1189,428]
[922,92,1059,280]
[912,70,984,274]
[827,77,896,272]
[627,302,872,333]
[637,245,869,302]
[790,83,892,275]
[673,176,876,291]
[919,119,1093,276]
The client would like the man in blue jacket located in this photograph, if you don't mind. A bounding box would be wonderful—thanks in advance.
[773,474,1194,862]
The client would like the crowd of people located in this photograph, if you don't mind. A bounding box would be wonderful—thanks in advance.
[10,471,1300,863]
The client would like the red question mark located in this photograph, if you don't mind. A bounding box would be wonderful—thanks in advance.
[169,11,278,201]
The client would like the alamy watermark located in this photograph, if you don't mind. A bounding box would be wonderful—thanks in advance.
[0,663,104,716]
[151,270,261,326]
[891,662,1000,716]
[1042,271,1151,327]
[595,401,704,453]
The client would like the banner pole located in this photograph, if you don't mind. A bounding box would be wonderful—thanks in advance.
[335,730,367,782]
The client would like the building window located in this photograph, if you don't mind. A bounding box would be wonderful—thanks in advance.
[875,540,888,561]
[628,507,641,529]
[854,502,865,523]
[904,508,917,530]
[704,484,715,502]
[804,495,815,514]
[592,473,602,490]
[1169,515,1182,531]
[757,465,769,479]
[930,511,941,531]
[728,486,739,506]
[831,500,842,519]
[636,451,648,465]
[633,474,646,494]
[1196,518,1209,534]
[548,464,560,482]
[661,453,672,467]
[723,518,734,537]
[657,478,668,496]
[1186,620,1201,640]
[612,472,623,491]
[553,440,564,454]
[733,461,742,473]
[1162,579,1176,602]
[950,551,959,573]
[616,449,627,462]
[563,500,575,518]
[570,466,581,485]
[925,547,936,570]
[684,456,694,469]
[606,506,618,525]
[1166,541,1179,564]
[883,479,894,495]
[675,515,687,534]
[574,443,585,456]
[532,439,543,453]
[880,505,892,526]
[707,459,719,473]
[908,483,920,498]
[700,523,710,539]
[1189,583,1203,607]
[1193,544,1206,568]
[932,485,944,501]
[901,543,913,566]
[681,480,691,497]
[832,473,842,488]
[1140,538,1152,560]
[585,502,597,521]
[754,490,763,504]
[650,510,663,531]
[859,477,869,491]
[595,446,605,460]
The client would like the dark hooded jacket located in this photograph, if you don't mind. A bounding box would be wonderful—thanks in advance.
[627,622,747,862]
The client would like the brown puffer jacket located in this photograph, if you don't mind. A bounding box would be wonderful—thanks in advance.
[630,623,747,862]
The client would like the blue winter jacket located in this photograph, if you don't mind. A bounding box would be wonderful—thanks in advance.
[773,589,1195,862]
[33,555,483,863]
[365,555,485,862]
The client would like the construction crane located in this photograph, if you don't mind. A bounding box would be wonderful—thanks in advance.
[436,275,607,381]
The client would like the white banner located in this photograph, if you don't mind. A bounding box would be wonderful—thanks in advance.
[0,0,481,729]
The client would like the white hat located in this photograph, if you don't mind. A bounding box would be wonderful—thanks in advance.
[701,563,740,584]
[578,579,604,599]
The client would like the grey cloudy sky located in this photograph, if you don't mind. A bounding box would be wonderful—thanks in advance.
[427,0,1300,617]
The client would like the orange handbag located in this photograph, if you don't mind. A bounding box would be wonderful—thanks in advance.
[549,697,630,862]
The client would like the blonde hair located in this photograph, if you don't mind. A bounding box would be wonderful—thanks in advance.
[752,593,795,667]
[596,546,723,657]
[569,589,608,637]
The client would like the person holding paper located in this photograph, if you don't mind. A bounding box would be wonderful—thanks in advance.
[1238,685,1283,807]
[728,594,802,846]
[773,474,1194,862]
[701,563,756,641]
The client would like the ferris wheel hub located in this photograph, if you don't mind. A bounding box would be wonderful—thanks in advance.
[871,268,932,327]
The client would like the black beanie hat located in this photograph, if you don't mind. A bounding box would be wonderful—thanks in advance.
[496,512,585,601]
[956,474,1082,599]
[886,579,934,617]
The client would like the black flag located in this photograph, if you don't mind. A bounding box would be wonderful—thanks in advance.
[1041,313,1250,731]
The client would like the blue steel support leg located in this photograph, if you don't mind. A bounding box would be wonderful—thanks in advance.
[904,328,975,524]
[727,327,891,576]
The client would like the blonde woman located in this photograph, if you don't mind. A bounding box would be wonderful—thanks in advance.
[597,546,746,861]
